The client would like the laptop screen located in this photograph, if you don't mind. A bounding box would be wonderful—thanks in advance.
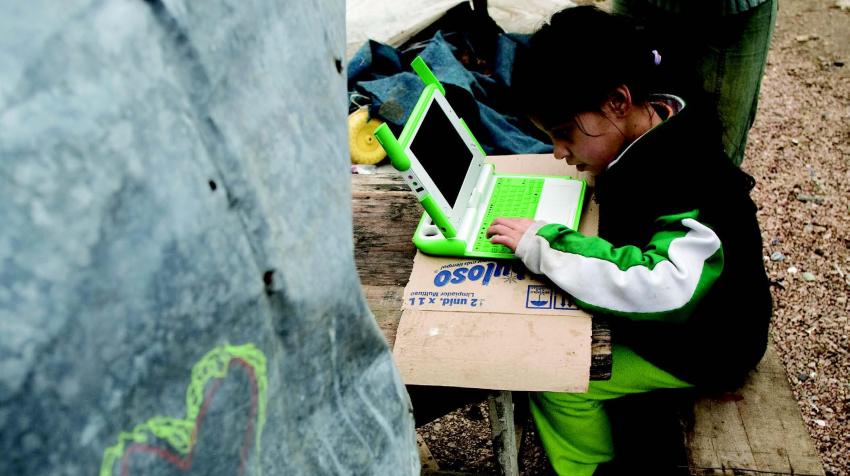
[409,100,473,207]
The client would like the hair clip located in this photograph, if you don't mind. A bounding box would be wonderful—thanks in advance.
[651,49,662,66]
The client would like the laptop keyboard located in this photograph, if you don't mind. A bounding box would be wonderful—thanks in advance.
[472,177,544,254]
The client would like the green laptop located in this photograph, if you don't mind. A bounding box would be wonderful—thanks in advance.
[373,57,586,259]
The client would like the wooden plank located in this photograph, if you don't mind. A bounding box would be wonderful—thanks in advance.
[685,343,825,475]
[417,432,441,473]
[361,284,404,347]
[352,174,420,287]
[351,173,413,193]
[591,316,612,381]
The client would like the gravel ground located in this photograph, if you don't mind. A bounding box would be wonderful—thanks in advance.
[419,1,850,474]
[749,0,850,474]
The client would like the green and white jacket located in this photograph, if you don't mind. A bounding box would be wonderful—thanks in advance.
[516,96,772,388]
[517,209,723,324]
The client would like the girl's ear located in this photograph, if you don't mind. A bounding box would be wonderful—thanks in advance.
[603,85,633,117]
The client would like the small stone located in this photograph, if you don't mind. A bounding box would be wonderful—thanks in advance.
[770,251,786,262]
[837,0,850,11]
[432,423,442,432]
[796,35,811,42]
[798,372,810,381]
[788,266,798,274]
[796,194,825,204]
[791,138,800,145]
[802,272,816,281]
[447,442,457,448]
[814,419,827,427]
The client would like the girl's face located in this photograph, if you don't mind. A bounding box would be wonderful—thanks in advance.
[544,111,626,175]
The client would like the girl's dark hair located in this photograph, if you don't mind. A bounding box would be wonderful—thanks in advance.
[513,6,657,128]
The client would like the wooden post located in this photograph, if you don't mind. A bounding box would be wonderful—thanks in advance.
[416,433,441,473]
[488,390,519,476]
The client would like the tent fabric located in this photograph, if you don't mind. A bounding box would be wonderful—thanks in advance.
[0,0,418,474]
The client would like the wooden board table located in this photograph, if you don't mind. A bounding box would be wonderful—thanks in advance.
[352,168,611,475]
[352,169,824,476]
[351,170,612,378]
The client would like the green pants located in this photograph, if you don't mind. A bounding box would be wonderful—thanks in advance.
[611,0,778,166]
[530,345,692,476]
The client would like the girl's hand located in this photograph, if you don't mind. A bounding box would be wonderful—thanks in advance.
[486,218,536,252]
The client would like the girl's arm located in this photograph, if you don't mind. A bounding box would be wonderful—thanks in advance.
[498,210,724,323]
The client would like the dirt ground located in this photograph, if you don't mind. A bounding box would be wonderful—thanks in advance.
[419,0,850,474]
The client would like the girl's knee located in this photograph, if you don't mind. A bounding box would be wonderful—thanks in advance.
[533,391,604,415]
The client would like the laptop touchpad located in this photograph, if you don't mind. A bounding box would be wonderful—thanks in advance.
[535,180,583,227]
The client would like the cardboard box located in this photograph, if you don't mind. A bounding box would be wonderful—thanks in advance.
[393,155,598,392]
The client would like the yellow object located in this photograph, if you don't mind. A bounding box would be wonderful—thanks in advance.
[348,107,387,165]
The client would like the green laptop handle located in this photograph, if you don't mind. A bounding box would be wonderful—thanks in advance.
[373,123,410,171]
[411,56,445,95]
[413,214,467,255]
[420,195,457,238]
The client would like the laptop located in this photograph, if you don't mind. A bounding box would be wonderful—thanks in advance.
[373,57,586,259]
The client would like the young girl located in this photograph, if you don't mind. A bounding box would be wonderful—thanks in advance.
[487,6,772,475]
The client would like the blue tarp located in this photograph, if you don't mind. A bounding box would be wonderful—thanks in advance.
[347,27,553,156]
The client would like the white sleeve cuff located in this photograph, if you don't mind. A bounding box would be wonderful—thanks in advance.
[515,221,548,273]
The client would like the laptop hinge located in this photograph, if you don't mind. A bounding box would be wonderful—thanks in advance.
[467,164,494,209]
[457,164,495,243]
